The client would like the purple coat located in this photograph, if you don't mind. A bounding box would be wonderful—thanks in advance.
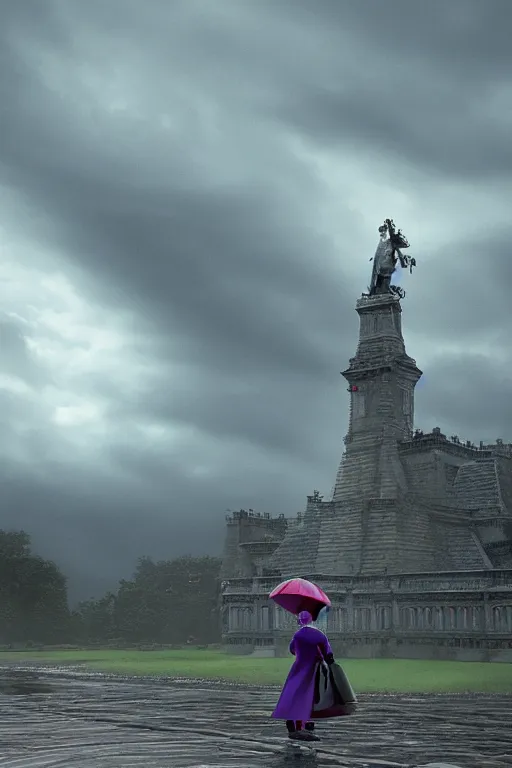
[271,625,333,722]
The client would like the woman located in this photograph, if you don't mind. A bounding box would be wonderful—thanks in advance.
[271,609,337,742]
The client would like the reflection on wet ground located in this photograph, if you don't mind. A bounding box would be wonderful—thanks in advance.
[0,664,511,768]
[0,668,54,695]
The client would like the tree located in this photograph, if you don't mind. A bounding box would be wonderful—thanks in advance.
[71,593,117,644]
[112,555,222,644]
[0,530,69,644]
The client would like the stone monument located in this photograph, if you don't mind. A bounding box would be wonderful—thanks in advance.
[220,221,512,661]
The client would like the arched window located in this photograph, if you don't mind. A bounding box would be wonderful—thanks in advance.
[424,607,432,629]
[435,607,444,630]
[448,607,456,630]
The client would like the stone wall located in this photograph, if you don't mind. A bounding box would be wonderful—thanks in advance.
[221,511,287,579]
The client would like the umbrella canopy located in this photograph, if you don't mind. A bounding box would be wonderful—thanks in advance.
[269,578,331,620]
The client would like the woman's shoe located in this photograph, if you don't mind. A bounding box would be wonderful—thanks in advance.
[289,731,319,742]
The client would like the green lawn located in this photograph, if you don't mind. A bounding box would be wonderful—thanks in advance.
[0,649,511,693]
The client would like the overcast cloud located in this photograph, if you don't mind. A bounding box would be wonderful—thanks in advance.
[1,0,511,601]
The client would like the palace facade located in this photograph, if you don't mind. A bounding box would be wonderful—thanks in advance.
[220,232,512,662]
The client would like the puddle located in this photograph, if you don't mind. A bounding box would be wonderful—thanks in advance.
[0,670,54,695]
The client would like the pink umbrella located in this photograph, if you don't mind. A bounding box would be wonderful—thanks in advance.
[269,578,331,620]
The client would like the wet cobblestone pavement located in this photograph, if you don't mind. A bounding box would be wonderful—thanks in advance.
[0,665,511,768]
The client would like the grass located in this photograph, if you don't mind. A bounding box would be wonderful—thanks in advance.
[0,649,511,693]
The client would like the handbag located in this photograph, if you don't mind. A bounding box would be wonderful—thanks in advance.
[329,661,357,707]
[313,645,357,715]
[313,658,336,711]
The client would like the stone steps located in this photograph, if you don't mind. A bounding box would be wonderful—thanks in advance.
[270,513,321,576]
[454,460,500,505]
[333,439,379,504]
[360,500,398,572]
[442,526,488,570]
[315,508,363,574]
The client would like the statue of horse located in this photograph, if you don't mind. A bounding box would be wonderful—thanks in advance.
[368,219,416,297]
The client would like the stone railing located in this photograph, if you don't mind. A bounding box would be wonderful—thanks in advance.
[222,570,512,597]
[397,571,512,593]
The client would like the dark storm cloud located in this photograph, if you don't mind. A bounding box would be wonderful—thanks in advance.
[415,351,512,442]
[0,465,226,603]
[273,0,512,180]
[0,33,352,381]
[0,0,511,599]
[407,226,512,338]
[109,366,343,463]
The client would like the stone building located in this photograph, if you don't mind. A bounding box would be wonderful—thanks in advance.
[220,221,512,661]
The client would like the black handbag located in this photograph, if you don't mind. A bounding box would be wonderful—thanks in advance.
[329,662,357,712]
[315,645,357,715]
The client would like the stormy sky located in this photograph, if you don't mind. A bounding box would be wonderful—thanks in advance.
[1,0,511,602]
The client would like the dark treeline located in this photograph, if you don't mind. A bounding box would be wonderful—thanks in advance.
[0,530,69,645]
[0,530,222,647]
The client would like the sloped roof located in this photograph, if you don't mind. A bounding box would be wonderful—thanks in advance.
[269,511,321,577]
[496,457,512,514]
[454,457,512,514]
[453,459,501,508]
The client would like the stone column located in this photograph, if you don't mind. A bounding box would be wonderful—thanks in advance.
[254,601,261,631]
[483,593,491,632]
[346,592,354,631]
[392,595,399,630]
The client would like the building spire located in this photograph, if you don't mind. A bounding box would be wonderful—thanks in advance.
[333,221,422,505]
